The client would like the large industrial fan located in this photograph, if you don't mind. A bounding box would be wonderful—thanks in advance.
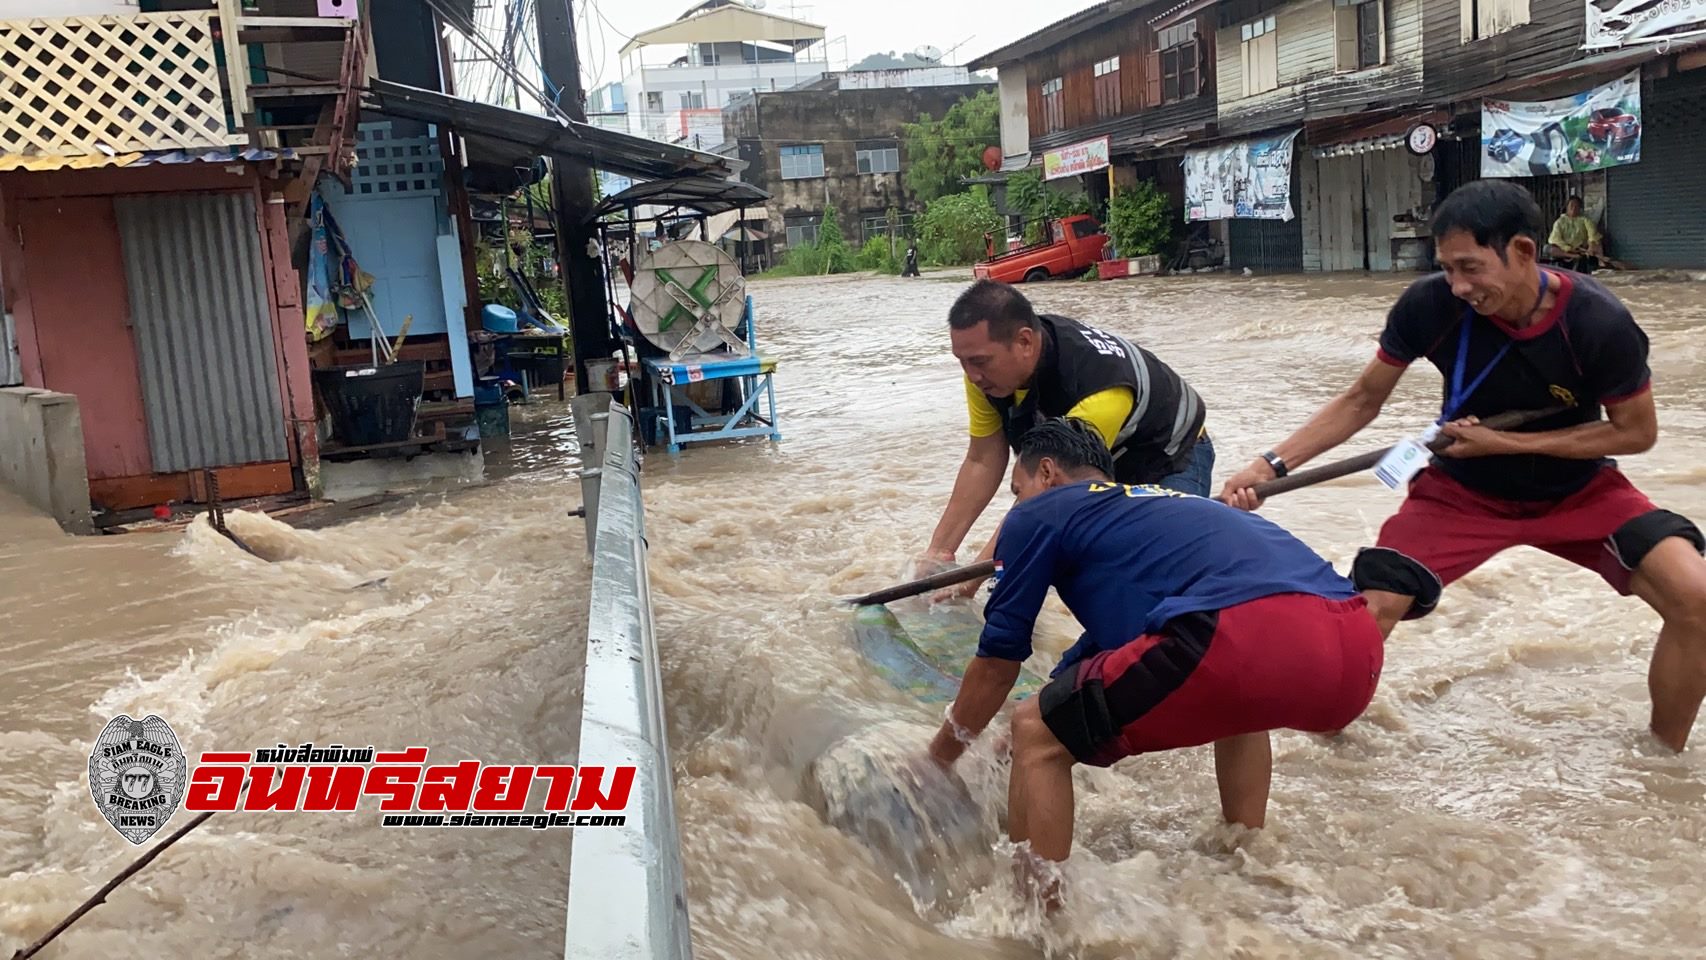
[627,240,750,362]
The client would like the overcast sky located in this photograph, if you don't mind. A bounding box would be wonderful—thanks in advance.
[570,0,1089,89]
[449,0,1093,111]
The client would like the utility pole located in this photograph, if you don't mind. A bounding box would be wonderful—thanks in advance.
[534,0,611,393]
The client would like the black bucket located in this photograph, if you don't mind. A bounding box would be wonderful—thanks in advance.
[313,361,424,447]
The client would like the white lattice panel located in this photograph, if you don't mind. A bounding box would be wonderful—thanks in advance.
[342,123,443,200]
[0,12,242,157]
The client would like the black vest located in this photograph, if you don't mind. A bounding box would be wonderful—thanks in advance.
[988,315,1206,485]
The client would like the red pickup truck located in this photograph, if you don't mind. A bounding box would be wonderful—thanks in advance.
[973,214,1108,284]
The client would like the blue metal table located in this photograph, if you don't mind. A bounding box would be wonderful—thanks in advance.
[639,297,782,453]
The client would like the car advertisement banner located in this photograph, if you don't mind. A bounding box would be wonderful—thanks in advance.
[1481,70,1642,177]
[1183,130,1299,222]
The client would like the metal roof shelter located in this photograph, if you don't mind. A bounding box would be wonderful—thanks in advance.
[618,3,825,58]
[587,177,770,222]
[359,79,741,183]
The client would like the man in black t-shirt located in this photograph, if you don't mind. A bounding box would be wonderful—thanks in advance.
[1219,180,1706,753]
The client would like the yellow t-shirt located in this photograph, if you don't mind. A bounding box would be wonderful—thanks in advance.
[1549,214,1601,251]
[964,377,1134,448]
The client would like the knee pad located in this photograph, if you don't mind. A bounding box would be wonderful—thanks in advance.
[1351,547,1443,621]
[1608,510,1706,571]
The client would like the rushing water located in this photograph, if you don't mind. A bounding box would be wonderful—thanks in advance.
[3,270,1705,958]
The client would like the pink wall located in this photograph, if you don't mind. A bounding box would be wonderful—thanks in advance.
[1,163,308,485]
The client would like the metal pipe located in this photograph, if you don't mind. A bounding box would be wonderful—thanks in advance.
[564,402,692,960]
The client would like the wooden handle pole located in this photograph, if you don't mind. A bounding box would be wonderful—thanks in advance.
[847,406,1569,607]
[845,560,997,607]
[1248,405,1568,498]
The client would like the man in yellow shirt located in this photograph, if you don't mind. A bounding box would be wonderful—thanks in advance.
[1546,195,1604,273]
[921,280,1213,588]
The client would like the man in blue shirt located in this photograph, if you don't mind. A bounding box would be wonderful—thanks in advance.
[924,419,1384,912]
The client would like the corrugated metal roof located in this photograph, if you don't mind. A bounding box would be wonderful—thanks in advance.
[588,177,769,221]
[0,147,295,173]
[361,79,741,182]
[115,192,289,473]
[967,0,1153,71]
[0,153,144,172]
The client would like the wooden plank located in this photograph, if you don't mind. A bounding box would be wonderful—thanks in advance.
[216,0,250,131]
[332,340,450,364]
[239,16,356,28]
[239,26,349,44]
[249,82,343,98]
[89,461,295,512]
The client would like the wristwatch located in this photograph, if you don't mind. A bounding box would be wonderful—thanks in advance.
[1261,450,1289,478]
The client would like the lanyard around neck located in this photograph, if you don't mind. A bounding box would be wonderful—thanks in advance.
[1441,270,1548,423]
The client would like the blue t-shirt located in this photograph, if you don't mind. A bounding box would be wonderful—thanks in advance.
[978,481,1359,675]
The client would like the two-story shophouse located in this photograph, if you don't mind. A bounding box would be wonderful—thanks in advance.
[1206,0,1706,271]
[977,0,1706,272]
[968,0,1223,225]
[1418,0,1706,268]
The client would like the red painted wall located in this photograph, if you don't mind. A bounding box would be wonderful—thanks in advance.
[16,196,152,479]
[1,163,306,494]
[258,190,318,465]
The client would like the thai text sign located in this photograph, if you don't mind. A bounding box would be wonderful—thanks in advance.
[1043,136,1110,181]
[1183,130,1299,222]
[1586,0,1706,50]
[1481,70,1642,177]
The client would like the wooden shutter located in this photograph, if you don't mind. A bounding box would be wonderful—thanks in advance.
[1197,33,1210,95]
[1145,46,1162,106]
[1379,0,1389,63]
[1335,5,1358,72]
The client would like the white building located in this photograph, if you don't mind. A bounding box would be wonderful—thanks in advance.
[619,0,829,149]
[586,82,635,197]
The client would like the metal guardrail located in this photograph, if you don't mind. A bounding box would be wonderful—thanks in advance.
[565,394,693,960]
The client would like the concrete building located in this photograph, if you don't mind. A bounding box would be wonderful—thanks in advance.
[722,76,996,253]
[588,82,637,197]
[619,0,830,149]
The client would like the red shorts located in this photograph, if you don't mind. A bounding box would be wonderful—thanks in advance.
[1375,466,1661,596]
[1038,593,1384,767]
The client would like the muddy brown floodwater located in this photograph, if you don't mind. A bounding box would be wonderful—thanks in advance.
[3,270,1704,959]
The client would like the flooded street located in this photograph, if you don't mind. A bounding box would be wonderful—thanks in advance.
[5,270,1706,958]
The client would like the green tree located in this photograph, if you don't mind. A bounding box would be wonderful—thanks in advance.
[1006,170,1091,243]
[918,187,1002,265]
[817,205,855,273]
[1105,181,1173,258]
[902,89,1000,205]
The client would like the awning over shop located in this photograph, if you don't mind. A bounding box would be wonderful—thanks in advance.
[588,176,771,222]
[1306,110,1449,158]
[359,79,740,184]
[619,4,824,58]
